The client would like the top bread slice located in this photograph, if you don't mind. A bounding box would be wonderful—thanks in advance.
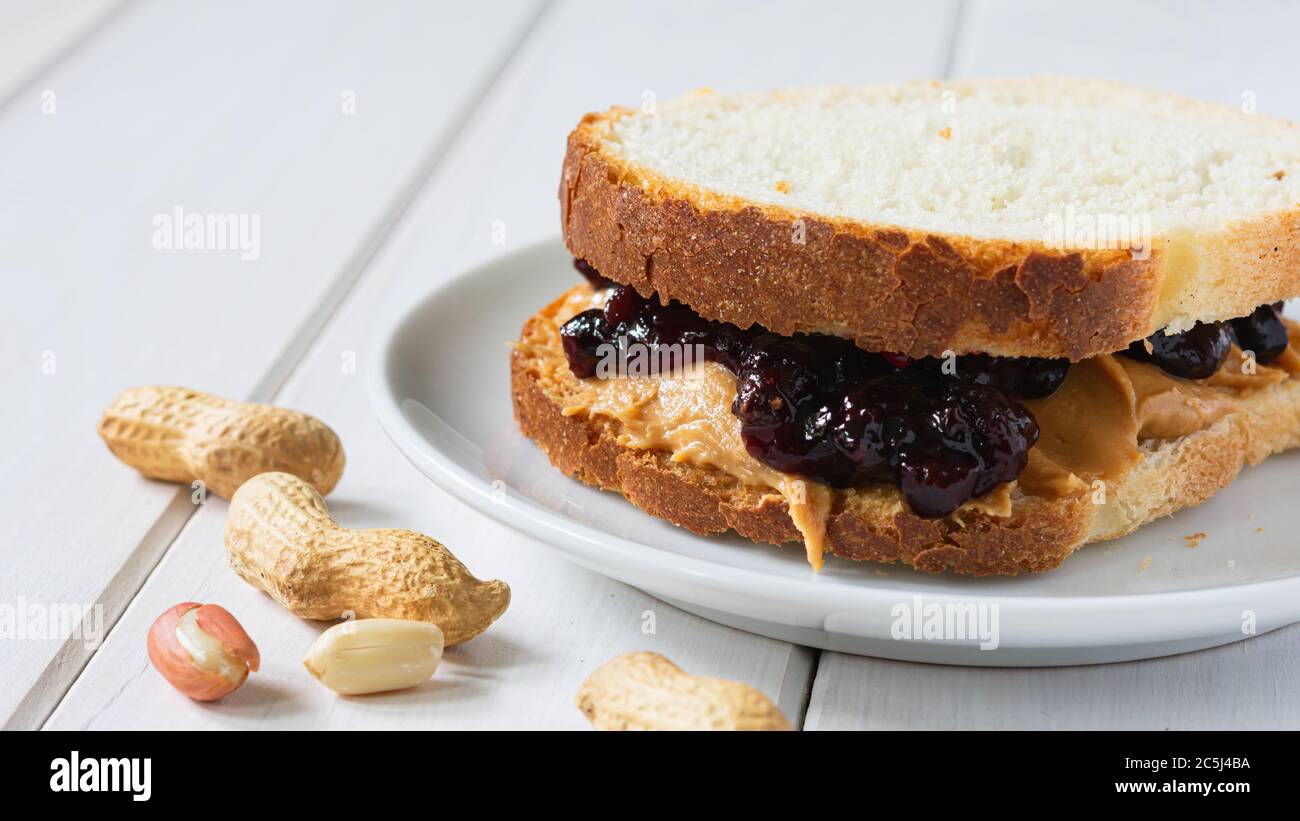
[561,78,1300,360]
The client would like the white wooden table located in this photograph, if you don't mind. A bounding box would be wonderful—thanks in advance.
[5,0,1299,731]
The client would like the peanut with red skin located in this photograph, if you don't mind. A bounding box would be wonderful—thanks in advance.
[147,603,259,701]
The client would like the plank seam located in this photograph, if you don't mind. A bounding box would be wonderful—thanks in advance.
[248,0,555,405]
[21,487,195,730]
[0,0,138,119]
[796,646,822,731]
[941,0,970,80]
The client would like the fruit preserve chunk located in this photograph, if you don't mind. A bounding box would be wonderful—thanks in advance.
[1122,303,1289,377]
[572,257,611,288]
[1121,321,1233,379]
[1230,303,1289,363]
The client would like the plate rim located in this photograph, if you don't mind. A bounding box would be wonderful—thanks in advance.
[365,238,1300,651]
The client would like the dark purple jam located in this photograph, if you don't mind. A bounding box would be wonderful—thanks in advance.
[1120,321,1233,379]
[558,262,1289,519]
[1122,302,1289,377]
[1230,302,1289,363]
[558,270,1060,519]
[573,258,611,289]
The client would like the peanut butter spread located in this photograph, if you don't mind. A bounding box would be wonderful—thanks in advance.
[1207,346,1290,390]
[582,359,835,568]
[1117,357,1240,440]
[1272,321,1300,373]
[517,286,1300,569]
[520,289,835,568]
[1022,356,1142,483]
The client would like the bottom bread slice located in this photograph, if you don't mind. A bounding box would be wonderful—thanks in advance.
[511,318,1300,576]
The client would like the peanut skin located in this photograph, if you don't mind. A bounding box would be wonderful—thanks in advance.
[224,472,510,645]
[146,602,260,701]
[97,386,345,499]
[576,652,792,731]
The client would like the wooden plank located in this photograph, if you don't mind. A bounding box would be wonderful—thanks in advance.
[807,0,1300,730]
[47,0,957,729]
[0,0,124,105]
[806,623,1300,730]
[0,0,543,729]
[953,0,1300,116]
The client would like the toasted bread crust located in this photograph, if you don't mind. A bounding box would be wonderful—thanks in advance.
[560,113,1300,361]
[512,310,1300,575]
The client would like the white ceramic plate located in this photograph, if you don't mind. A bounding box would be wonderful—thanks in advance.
[368,239,1300,665]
